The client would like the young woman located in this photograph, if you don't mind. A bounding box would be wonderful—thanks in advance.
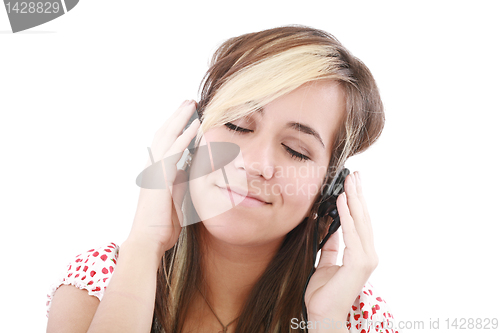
[46,25,396,333]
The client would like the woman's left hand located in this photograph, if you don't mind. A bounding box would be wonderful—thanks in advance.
[304,171,379,325]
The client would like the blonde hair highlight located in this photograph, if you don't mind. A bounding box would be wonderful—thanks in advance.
[196,44,352,142]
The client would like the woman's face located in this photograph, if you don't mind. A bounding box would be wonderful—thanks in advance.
[189,80,345,246]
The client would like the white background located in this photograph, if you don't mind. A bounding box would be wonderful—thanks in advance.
[1,1,499,331]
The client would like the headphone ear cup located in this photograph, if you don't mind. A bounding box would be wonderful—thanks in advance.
[318,199,336,219]
[316,167,349,249]
[328,213,341,234]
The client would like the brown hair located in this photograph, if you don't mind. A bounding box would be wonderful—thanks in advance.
[152,24,385,333]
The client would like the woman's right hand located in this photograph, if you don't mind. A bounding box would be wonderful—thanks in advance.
[126,100,200,262]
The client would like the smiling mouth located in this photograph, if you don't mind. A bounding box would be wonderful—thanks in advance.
[216,185,271,207]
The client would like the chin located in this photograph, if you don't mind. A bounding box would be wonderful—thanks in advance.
[200,212,266,246]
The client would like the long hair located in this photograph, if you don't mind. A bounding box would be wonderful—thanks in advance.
[151,25,385,333]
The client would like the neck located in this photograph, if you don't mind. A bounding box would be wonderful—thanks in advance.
[197,224,284,324]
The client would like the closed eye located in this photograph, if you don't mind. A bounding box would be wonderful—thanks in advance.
[224,122,311,162]
[224,122,253,133]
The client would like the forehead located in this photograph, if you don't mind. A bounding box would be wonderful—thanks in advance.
[252,80,346,150]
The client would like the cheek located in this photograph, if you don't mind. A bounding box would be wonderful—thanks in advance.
[268,174,324,234]
[282,177,323,204]
[274,165,326,213]
[188,166,247,223]
[188,174,229,222]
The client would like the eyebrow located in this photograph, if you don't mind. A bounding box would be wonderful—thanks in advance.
[256,108,325,149]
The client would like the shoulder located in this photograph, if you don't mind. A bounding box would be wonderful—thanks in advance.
[347,281,398,333]
[46,242,120,318]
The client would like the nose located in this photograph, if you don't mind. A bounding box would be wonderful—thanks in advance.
[234,135,275,180]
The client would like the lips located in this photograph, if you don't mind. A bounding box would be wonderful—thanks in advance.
[216,185,271,204]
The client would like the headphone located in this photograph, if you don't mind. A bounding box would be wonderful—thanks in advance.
[301,167,350,332]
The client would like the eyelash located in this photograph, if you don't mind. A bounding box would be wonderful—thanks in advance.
[224,122,311,162]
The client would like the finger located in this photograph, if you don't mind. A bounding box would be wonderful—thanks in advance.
[157,119,200,187]
[336,192,364,251]
[352,172,370,223]
[148,101,198,165]
[145,108,200,169]
[158,101,198,146]
[345,174,365,227]
[316,230,340,269]
[355,172,372,227]
[345,173,373,254]
[172,99,193,118]
[158,100,193,134]
[162,118,200,162]
[353,172,375,251]
[144,100,196,168]
[174,100,198,120]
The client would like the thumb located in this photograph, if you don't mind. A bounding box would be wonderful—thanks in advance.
[171,169,188,227]
[316,229,341,269]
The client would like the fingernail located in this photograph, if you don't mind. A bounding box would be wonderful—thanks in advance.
[356,172,362,185]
